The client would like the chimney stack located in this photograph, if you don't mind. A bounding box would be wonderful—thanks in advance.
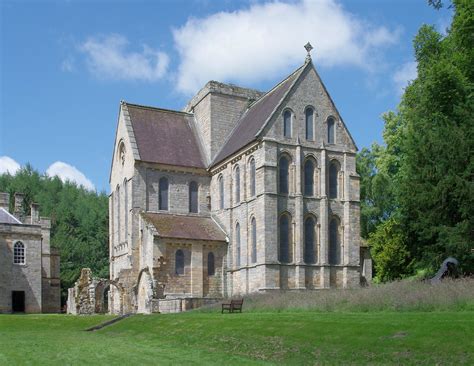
[30,203,40,224]
[0,192,9,211]
[14,192,24,219]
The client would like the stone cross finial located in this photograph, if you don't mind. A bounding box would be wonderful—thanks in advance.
[304,42,313,62]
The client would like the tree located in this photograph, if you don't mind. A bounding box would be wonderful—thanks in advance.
[359,0,474,280]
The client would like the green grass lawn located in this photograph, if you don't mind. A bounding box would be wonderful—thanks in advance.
[1,311,473,365]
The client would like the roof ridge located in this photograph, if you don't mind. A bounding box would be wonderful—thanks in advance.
[254,62,309,137]
[247,64,305,110]
[210,62,307,166]
[123,101,193,116]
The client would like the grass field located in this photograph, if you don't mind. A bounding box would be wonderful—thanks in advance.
[1,311,473,365]
[1,280,473,365]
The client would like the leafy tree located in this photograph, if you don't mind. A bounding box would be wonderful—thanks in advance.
[0,167,109,303]
[359,0,474,280]
[369,216,411,282]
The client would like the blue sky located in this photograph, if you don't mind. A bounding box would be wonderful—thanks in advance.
[0,0,453,192]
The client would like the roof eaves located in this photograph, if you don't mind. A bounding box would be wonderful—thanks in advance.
[211,216,229,243]
[0,207,22,224]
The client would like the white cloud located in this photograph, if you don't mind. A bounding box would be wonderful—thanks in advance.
[46,161,95,191]
[61,57,75,72]
[79,34,169,81]
[393,61,417,94]
[0,156,21,175]
[172,0,400,93]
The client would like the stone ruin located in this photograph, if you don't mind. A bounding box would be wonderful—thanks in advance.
[67,268,123,315]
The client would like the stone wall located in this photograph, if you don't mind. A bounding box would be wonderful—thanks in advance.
[107,61,365,314]
[0,224,43,313]
[209,63,361,295]
[67,268,119,315]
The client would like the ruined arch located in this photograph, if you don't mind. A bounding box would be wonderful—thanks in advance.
[136,268,154,314]
[92,279,124,315]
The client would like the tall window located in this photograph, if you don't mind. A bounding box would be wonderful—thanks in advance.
[251,217,257,264]
[175,249,184,275]
[118,141,126,166]
[305,108,314,140]
[329,161,339,199]
[208,252,215,276]
[304,217,316,264]
[279,156,289,194]
[116,185,120,242]
[189,181,198,213]
[279,214,290,263]
[218,175,224,209]
[235,223,241,267]
[327,117,335,144]
[329,218,340,265]
[304,159,315,196]
[283,110,292,138]
[123,179,128,240]
[13,241,25,264]
[159,177,169,210]
[249,158,256,197]
[234,166,240,204]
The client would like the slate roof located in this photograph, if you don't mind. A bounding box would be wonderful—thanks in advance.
[126,103,206,169]
[0,207,21,224]
[142,213,227,242]
[212,64,305,166]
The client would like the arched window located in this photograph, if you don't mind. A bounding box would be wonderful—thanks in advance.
[304,217,316,264]
[304,159,315,196]
[189,181,198,213]
[327,117,335,144]
[329,218,340,265]
[279,214,290,263]
[218,175,224,209]
[235,223,241,267]
[116,185,120,242]
[118,140,126,166]
[208,252,215,276]
[283,110,292,138]
[305,108,314,140]
[159,177,169,210]
[13,241,25,264]
[123,179,128,240]
[279,155,289,194]
[251,217,257,264]
[175,249,184,275]
[234,166,240,204]
[329,161,339,199]
[249,158,256,197]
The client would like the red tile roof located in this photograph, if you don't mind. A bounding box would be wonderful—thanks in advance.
[142,213,227,242]
[127,104,206,168]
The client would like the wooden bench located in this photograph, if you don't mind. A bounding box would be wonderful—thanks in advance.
[221,299,244,313]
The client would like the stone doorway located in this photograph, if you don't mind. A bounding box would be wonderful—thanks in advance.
[103,285,110,313]
[12,291,25,312]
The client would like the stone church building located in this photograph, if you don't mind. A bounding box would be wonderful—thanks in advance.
[109,52,364,314]
[0,192,60,313]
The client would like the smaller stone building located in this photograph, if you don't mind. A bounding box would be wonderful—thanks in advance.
[0,192,60,313]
